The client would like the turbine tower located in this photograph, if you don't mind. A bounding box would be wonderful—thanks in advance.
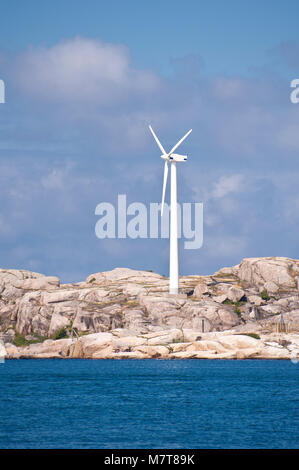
[149,125,192,294]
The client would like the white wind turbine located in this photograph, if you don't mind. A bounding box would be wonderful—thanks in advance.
[149,125,192,294]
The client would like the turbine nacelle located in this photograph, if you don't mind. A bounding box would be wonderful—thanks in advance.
[160,154,187,162]
[169,154,188,162]
[160,153,188,162]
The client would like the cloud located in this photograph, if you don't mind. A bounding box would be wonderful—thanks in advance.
[41,166,72,190]
[211,174,244,198]
[9,37,299,160]
[0,36,299,281]
[14,37,160,105]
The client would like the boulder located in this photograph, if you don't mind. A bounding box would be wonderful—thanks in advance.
[193,283,209,297]
[260,304,284,316]
[238,257,298,289]
[212,294,228,304]
[72,332,114,357]
[217,334,261,350]
[258,346,290,359]
[227,286,245,302]
[146,329,183,345]
[8,339,74,359]
[247,294,264,306]
[4,342,20,358]
[48,313,71,337]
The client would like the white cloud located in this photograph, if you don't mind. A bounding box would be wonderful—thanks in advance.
[211,174,244,198]
[41,168,69,190]
[1,36,299,279]
[10,36,299,161]
[15,37,160,104]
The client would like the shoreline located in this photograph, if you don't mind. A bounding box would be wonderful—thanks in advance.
[3,328,298,361]
[3,356,293,360]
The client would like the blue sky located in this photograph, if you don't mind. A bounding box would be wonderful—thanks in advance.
[1,0,299,77]
[0,0,299,282]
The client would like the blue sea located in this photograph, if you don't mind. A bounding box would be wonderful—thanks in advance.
[0,359,298,449]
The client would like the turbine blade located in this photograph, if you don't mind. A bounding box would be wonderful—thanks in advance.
[149,125,167,155]
[161,161,168,216]
[169,129,192,155]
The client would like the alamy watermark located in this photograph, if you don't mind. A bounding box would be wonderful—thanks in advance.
[290,350,299,364]
[0,79,5,103]
[290,79,299,103]
[95,195,203,249]
[0,339,5,363]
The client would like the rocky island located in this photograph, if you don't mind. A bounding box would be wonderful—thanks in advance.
[1,257,299,360]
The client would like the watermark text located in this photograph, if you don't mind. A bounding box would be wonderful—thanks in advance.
[95,195,203,250]
[0,79,5,103]
[290,79,299,104]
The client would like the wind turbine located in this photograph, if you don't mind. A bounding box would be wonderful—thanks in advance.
[149,125,192,294]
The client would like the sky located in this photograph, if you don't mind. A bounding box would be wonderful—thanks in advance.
[0,0,299,282]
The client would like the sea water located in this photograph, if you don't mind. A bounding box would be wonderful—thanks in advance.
[0,359,298,448]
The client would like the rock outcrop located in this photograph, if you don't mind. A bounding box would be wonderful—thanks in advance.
[3,329,299,360]
[0,257,299,359]
[237,257,299,291]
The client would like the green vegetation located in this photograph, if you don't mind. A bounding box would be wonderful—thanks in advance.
[13,331,47,347]
[222,299,245,318]
[32,333,48,342]
[52,328,68,340]
[66,320,73,333]
[260,289,270,301]
[13,332,31,347]
[242,333,260,340]
[89,277,96,283]
[234,306,241,317]
[172,336,186,343]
